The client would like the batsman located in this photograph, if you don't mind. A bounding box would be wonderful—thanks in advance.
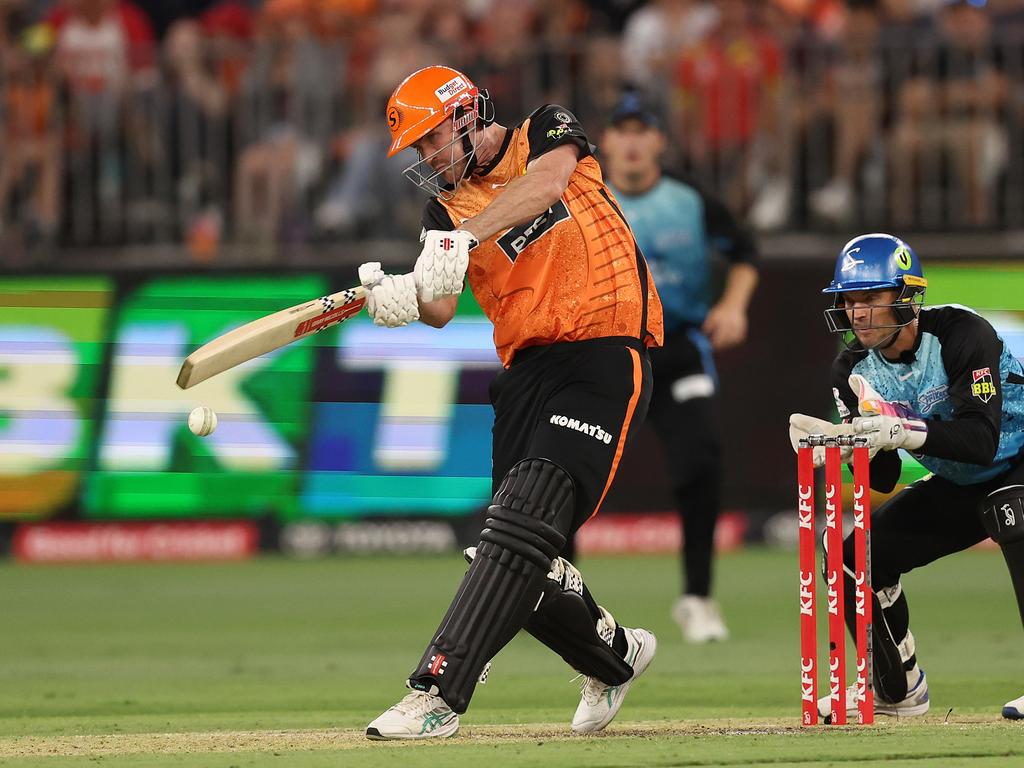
[358,65,664,739]
[790,234,1024,721]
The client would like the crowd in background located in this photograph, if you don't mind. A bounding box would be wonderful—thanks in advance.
[0,0,1022,262]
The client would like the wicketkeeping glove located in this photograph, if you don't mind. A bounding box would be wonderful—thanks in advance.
[789,413,852,468]
[843,373,928,454]
[415,229,477,302]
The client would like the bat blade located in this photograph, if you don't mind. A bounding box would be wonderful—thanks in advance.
[176,285,366,389]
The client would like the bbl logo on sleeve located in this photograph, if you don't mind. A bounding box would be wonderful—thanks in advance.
[971,367,996,402]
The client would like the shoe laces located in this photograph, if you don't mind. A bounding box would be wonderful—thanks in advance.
[392,691,444,717]
[572,673,610,706]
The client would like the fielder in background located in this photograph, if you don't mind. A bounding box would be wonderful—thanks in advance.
[596,89,759,643]
[358,65,664,740]
[789,234,1024,722]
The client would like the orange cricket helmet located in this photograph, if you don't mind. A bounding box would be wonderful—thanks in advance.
[385,65,493,198]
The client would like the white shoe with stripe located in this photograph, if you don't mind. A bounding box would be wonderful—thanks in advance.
[365,690,459,740]
[571,626,657,734]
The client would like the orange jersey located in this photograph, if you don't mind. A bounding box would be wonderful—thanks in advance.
[422,105,663,367]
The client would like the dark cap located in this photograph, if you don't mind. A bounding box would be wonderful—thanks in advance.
[609,90,662,130]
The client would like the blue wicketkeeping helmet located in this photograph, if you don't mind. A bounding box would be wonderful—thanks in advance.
[822,233,928,335]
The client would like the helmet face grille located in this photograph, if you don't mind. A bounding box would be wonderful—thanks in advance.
[824,289,925,350]
[399,93,489,200]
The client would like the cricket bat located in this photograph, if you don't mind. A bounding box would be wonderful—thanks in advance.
[176,285,367,389]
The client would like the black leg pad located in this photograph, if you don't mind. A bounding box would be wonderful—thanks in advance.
[526,557,633,686]
[408,459,575,713]
[981,485,1024,629]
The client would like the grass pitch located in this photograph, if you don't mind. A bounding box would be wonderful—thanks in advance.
[1,549,1022,766]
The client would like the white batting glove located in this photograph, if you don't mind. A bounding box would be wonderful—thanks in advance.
[847,373,927,453]
[414,229,477,302]
[358,261,385,289]
[789,413,852,468]
[365,273,419,328]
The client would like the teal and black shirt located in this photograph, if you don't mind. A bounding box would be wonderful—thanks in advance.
[608,177,757,331]
[832,304,1024,490]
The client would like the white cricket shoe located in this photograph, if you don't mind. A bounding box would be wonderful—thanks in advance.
[1002,693,1024,720]
[365,690,459,740]
[817,666,929,722]
[672,595,730,643]
[571,626,657,734]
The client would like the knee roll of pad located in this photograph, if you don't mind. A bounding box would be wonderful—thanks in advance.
[980,485,1024,544]
[481,458,575,569]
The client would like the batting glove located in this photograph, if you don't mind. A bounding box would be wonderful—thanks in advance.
[365,273,419,328]
[358,261,385,290]
[415,229,477,303]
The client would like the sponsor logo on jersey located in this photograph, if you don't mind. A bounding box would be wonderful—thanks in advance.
[550,413,614,445]
[917,384,948,414]
[546,124,570,140]
[496,200,570,261]
[971,367,996,402]
[434,76,468,102]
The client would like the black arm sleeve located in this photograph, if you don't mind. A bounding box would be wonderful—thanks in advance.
[920,310,1002,464]
[420,197,456,235]
[525,104,593,163]
[701,190,759,266]
[831,354,902,493]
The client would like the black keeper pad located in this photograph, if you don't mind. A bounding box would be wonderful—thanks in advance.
[980,485,1024,544]
[980,485,1024,629]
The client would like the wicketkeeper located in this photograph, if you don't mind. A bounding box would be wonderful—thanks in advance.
[357,65,664,739]
[790,233,1024,721]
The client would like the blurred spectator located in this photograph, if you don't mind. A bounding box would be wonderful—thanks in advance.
[163,18,228,257]
[313,16,434,240]
[889,0,1009,226]
[621,0,718,89]
[0,22,61,249]
[234,0,332,245]
[770,0,845,41]
[200,0,254,99]
[583,0,644,34]
[467,1,539,122]
[1,1,32,48]
[674,0,787,228]
[46,0,155,90]
[808,1,884,224]
[991,0,1024,31]
[45,0,155,243]
[141,1,218,40]
[0,0,1021,258]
